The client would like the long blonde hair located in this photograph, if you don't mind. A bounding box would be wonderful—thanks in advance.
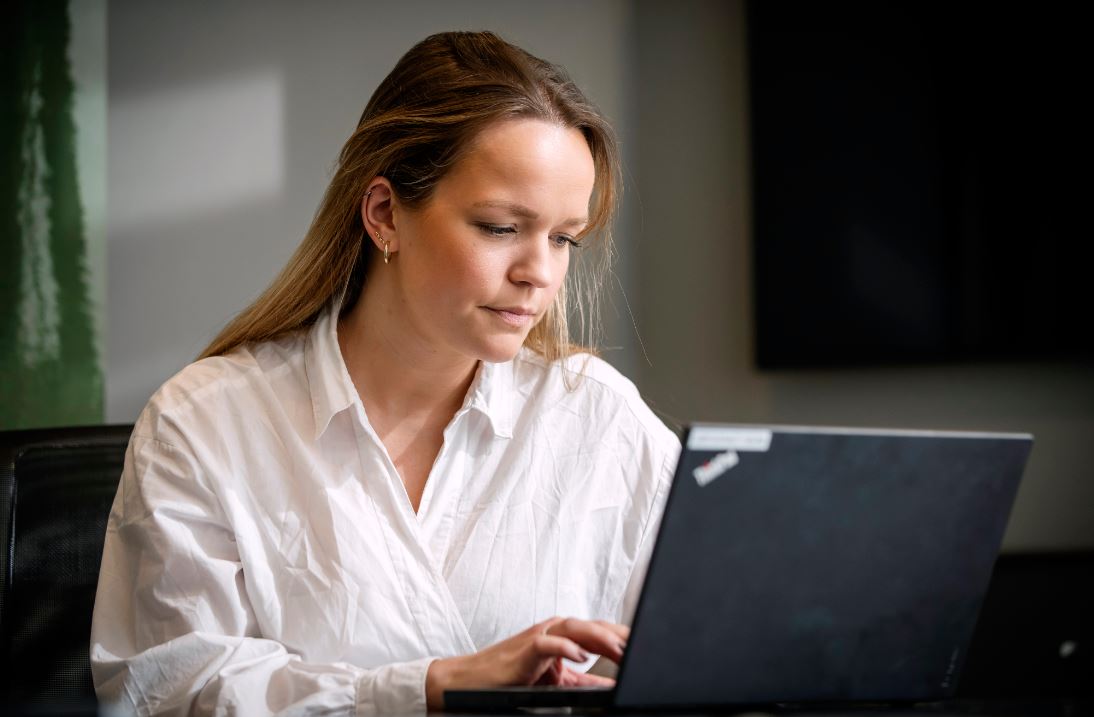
[200,31,620,362]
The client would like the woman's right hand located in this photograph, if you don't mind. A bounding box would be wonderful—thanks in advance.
[425,616,629,710]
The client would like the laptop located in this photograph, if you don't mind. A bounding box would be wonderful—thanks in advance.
[445,423,1032,711]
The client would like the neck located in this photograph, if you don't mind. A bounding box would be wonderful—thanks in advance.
[337,275,478,428]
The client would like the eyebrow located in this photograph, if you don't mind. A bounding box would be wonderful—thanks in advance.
[471,200,588,229]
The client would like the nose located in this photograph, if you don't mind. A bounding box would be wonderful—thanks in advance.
[508,235,555,289]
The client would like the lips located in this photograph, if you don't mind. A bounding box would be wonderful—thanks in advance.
[484,306,537,327]
[490,306,535,316]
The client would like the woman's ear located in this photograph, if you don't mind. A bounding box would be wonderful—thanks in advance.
[361,178,398,256]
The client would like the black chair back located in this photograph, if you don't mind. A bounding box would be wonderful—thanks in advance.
[0,425,132,706]
[959,551,1094,699]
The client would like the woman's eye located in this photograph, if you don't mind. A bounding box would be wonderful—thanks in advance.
[476,223,516,237]
[552,234,579,248]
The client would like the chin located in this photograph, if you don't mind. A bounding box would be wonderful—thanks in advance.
[474,337,527,364]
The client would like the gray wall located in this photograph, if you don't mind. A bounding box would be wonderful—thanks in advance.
[107,0,1093,551]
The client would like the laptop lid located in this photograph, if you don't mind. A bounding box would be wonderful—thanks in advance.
[612,424,1031,708]
[444,424,1032,711]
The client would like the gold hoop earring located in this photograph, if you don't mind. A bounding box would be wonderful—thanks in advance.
[378,232,390,264]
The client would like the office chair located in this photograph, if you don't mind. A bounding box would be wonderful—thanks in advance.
[0,425,132,706]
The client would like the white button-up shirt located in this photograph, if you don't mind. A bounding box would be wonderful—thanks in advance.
[91,303,679,716]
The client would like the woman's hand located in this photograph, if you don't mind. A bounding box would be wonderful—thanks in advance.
[425,616,629,709]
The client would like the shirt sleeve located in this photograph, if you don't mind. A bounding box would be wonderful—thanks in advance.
[588,433,677,680]
[618,435,679,627]
[90,433,433,717]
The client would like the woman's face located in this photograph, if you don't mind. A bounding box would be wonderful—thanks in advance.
[389,118,596,365]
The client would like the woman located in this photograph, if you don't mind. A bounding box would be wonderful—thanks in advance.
[91,31,678,715]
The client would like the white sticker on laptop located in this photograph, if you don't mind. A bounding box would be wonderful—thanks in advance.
[693,450,739,486]
[687,426,773,452]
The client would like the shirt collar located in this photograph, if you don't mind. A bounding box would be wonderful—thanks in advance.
[463,358,515,439]
[305,300,516,441]
[305,301,358,440]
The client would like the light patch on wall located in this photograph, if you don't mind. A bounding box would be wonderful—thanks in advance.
[111,72,285,232]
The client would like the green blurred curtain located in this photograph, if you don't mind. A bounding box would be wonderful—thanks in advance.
[1,0,103,429]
